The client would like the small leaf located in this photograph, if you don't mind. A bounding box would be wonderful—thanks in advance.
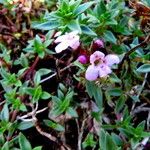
[43,120,65,132]
[99,129,106,150]
[82,133,96,148]
[66,107,78,117]
[86,81,95,98]
[137,64,150,73]
[32,21,60,30]
[1,104,9,122]
[93,86,103,109]
[107,88,123,96]
[34,72,41,86]
[74,1,95,16]
[18,121,34,130]
[111,133,123,146]
[19,133,32,150]
[95,1,107,16]
[106,133,118,150]
[32,86,43,102]
[104,31,117,44]
[38,68,51,76]
[33,146,42,150]
[68,19,81,33]
[109,73,121,83]
[115,95,126,113]
[1,142,9,150]
[41,91,51,99]
[81,25,97,36]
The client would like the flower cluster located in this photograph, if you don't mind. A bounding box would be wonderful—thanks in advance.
[54,31,80,53]
[85,51,120,81]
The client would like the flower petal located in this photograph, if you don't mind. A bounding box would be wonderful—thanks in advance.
[85,65,99,81]
[105,54,120,67]
[55,42,69,53]
[54,31,62,37]
[90,51,105,64]
[68,30,79,36]
[70,40,80,50]
[54,34,68,43]
[98,64,112,77]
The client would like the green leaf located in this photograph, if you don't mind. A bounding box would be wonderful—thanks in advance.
[1,104,9,122]
[99,129,106,150]
[81,25,97,36]
[18,121,34,130]
[74,1,95,16]
[73,60,85,70]
[82,133,96,148]
[43,120,65,132]
[51,96,71,117]
[95,0,106,16]
[86,81,103,109]
[19,133,32,150]
[68,19,81,33]
[106,133,118,150]
[93,86,103,109]
[1,142,9,150]
[59,83,67,92]
[137,64,150,73]
[32,86,43,102]
[38,68,51,76]
[104,31,117,44]
[57,89,64,99]
[41,91,51,99]
[20,53,29,67]
[99,129,118,150]
[86,81,95,98]
[33,146,42,150]
[115,95,126,113]
[34,72,41,86]
[109,73,121,83]
[107,88,123,96]
[32,21,60,30]
[111,133,123,146]
[66,107,78,117]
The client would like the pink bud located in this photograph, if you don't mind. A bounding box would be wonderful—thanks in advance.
[94,39,104,48]
[78,55,87,64]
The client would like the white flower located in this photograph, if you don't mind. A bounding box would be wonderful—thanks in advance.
[54,31,80,53]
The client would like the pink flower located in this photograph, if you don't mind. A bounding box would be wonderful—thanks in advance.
[90,51,105,64]
[54,31,80,53]
[85,51,120,81]
[77,55,87,64]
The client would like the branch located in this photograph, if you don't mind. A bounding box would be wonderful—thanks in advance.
[20,56,40,79]
[17,107,48,120]
[76,118,87,150]
[40,63,73,83]
[119,34,150,68]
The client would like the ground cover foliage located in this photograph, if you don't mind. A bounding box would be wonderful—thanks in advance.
[0,0,150,150]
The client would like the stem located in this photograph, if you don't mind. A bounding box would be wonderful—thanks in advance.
[119,34,150,68]
[10,110,18,122]
[17,107,48,120]
[131,73,148,113]
[77,118,87,150]
[33,116,71,150]
[40,63,73,83]
[20,56,40,79]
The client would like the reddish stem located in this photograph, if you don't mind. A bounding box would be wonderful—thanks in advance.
[20,56,40,79]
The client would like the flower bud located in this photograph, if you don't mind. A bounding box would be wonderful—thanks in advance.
[94,39,104,48]
[77,55,87,64]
